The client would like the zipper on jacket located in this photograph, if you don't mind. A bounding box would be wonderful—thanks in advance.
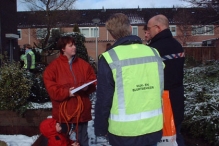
[69,56,77,85]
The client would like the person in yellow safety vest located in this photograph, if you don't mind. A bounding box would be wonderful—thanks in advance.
[94,13,165,146]
[21,44,35,72]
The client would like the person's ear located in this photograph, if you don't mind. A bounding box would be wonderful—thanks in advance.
[157,25,162,33]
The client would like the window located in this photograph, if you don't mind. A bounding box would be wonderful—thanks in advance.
[186,42,202,47]
[17,29,21,39]
[132,26,138,35]
[36,28,61,39]
[79,27,99,37]
[169,25,176,36]
[36,28,47,39]
[192,25,214,35]
[206,25,214,35]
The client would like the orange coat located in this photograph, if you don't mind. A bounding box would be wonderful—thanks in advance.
[43,54,96,123]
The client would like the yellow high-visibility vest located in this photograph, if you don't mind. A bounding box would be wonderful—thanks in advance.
[102,44,164,136]
[23,51,35,69]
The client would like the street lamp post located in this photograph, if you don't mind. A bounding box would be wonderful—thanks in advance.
[92,18,100,68]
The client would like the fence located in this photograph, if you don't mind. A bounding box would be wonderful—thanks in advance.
[184,46,219,63]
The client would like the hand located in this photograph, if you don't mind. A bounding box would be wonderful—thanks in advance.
[81,86,88,91]
[72,142,80,146]
[55,123,62,133]
[69,87,75,97]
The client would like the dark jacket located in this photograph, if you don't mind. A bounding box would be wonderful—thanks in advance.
[94,35,162,146]
[26,53,32,70]
[149,29,185,126]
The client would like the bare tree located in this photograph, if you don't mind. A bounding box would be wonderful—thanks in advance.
[19,0,78,64]
[173,8,197,46]
[179,1,219,45]
[24,0,76,11]
[181,0,219,24]
[181,0,219,8]
[20,0,77,50]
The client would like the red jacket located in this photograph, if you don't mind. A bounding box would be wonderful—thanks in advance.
[39,118,73,146]
[43,54,96,123]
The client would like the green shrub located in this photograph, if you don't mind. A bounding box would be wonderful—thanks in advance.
[0,61,32,113]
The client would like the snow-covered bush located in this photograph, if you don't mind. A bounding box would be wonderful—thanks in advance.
[0,61,32,114]
[0,54,50,113]
[27,63,50,103]
[184,61,219,144]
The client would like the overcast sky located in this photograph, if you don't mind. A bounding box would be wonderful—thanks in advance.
[17,0,191,11]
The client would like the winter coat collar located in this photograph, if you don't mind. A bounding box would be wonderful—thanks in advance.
[59,54,76,63]
[150,29,173,44]
[25,49,32,54]
[109,35,142,50]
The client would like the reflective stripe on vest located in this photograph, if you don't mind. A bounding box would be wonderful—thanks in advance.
[107,47,164,122]
[162,52,185,61]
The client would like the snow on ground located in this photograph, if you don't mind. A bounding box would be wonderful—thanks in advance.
[0,93,111,146]
[0,135,38,146]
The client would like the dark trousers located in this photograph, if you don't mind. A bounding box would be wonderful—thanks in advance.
[108,130,162,146]
[61,122,89,146]
[176,124,185,146]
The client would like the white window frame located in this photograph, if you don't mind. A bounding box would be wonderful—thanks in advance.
[169,25,176,36]
[17,29,22,40]
[132,26,138,36]
[192,25,214,35]
[79,27,99,38]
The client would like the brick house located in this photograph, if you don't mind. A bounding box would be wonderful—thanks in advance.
[17,8,219,61]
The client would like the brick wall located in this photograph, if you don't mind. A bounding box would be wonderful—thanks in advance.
[0,109,51,136]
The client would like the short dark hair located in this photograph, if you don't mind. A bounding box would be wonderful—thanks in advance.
[57,36,75,54]
[106,43,112,51]
[106,43,111,47]
[23,44,32,49]
[143,24,147,30]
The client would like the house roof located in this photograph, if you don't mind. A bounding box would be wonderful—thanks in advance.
[17,7,219,28]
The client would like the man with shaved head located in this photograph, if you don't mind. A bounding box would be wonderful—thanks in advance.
[147,14,185,146]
